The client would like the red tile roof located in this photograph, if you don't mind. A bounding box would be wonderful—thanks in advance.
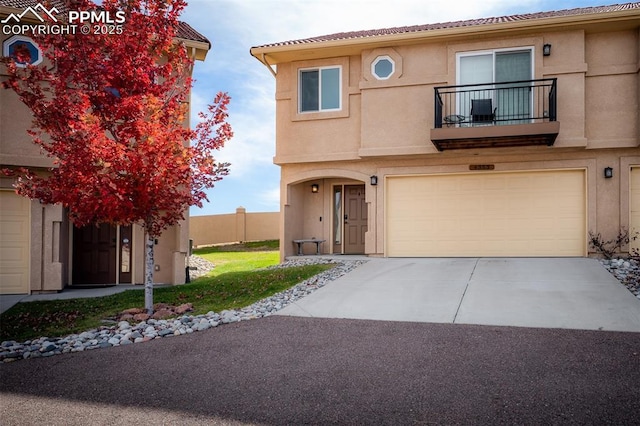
[175,21,209,45]
[254,2,640,49]
[0,0,64,8]
[0,0,209,46]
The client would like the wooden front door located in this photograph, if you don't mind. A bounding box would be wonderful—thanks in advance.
[73,224,133,285]
[73,223,117,285]
[344,185,367,254]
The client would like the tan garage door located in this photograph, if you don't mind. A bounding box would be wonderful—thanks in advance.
[386,170,586,257]
[631,167,640,254]
[0,190,30,294]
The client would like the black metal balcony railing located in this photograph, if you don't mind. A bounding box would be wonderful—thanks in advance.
[434,78,557,129]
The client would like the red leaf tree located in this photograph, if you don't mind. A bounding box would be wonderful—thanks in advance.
[2,0,232,313]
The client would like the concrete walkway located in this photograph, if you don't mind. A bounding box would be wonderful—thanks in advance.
[277,257,640,332]
[0,285,164,315]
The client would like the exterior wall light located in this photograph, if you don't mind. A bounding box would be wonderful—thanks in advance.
[543,44,552,56]
[370,175,378,186]
[311,183,319,193]
[604,167,613,179]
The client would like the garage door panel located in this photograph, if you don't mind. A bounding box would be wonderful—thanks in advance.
[0,191,30,294]
[0,244,29,263]
[386,171,586,257]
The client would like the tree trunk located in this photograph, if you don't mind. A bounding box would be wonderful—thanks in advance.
[145,233,155,315]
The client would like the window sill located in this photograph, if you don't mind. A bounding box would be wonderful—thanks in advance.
[292,108,349,121]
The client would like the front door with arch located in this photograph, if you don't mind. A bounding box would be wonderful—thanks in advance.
[334,184,366,254]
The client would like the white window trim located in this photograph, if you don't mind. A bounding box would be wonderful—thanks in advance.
[455,46,535,86]
[2,35,43,67]
[298,65,342,113]
[371,55,395,80]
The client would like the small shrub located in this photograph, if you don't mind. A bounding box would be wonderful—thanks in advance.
[589,228,638,259]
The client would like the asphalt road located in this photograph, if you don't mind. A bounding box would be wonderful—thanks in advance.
[1,316,639,425]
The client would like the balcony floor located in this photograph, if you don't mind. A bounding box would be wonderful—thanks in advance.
[430,122,560,151]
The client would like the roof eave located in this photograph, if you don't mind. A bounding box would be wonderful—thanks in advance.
[178,38,210,61]
[250,7,640,66]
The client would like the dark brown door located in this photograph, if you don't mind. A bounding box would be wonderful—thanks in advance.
[73,223,116,284]
[344,185,367,254]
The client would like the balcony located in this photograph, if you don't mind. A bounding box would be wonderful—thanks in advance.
[430,78,559,151]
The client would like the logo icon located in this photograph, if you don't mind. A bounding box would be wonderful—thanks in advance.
[1,3,60,24]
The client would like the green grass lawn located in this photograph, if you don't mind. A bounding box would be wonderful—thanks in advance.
[0,241,334,342]
[193,241,280,275]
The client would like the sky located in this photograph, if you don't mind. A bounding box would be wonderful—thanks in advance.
[181,0,610,216]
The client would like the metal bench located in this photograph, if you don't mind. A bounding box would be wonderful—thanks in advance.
[293,239,326,255]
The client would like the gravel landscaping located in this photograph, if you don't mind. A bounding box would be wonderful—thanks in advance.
[0,258,366,363]
[600,257,640,298]
[187,255,217,279]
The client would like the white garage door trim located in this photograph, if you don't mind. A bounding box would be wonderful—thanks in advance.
[0,190,31,294]
[385,169,586,257]
[631,166,640,255]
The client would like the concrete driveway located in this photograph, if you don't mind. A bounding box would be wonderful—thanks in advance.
[278,258,640,332]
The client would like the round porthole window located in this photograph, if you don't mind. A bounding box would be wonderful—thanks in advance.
[2,35,43,67]
[372,56,395,80]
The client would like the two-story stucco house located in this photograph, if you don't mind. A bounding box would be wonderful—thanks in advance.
[251,3,640,260]
[0,0,210,294]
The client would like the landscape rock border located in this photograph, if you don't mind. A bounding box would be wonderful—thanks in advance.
[600,258,640,298]
[1,259,365,363]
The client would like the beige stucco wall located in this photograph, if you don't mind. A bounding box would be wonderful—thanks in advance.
[150,220,182,285]
[275,29,638,166]
[0,80,55,168]
[267,20,640,259]
[190,208,279,247]
[280,152,640,258]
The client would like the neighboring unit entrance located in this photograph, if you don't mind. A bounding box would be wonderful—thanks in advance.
[386,170,586,257]
[73,224,132,285]
[0,191,30,294]
[345,185,367,254]
[333,184,367,254]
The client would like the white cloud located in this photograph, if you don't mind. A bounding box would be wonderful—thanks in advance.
[259,185,281,209]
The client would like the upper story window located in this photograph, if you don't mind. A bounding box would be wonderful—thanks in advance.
[372,56,395,80]
[2,35,43,67]
[457,49,532,86]
[299,66,341,113]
